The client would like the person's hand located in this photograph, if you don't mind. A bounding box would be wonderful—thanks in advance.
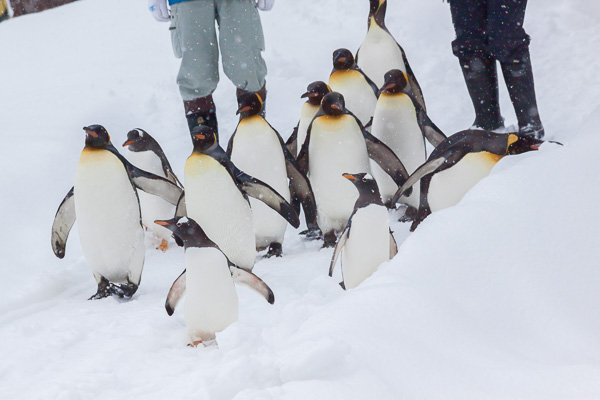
[257,0,274,11]
[148,0,170,22]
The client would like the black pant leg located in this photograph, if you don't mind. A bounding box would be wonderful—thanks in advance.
[449,0,488,58]
[486,0,530,62]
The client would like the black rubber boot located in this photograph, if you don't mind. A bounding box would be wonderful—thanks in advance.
[500,51,544,139]
[459,56,505,131]
[184,95,218,137]
[236,83,267,117]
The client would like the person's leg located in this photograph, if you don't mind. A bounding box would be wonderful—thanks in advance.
[450,0,504,130]
[216,0,268,109]
[171,1,220,134]
[487,0,543,138]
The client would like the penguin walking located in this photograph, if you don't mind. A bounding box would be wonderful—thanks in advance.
[227,92,318,257]
[391,130,545,231]
[370,69,446,214]
[285,81,331,158]
[157,217,274,347]
[329,173,398,290]
[328,48,379,128]
[123,128,183,251]
[297,92,410,247]
[356,0,426,111]
[178,125,299,270]
[51,125,183,299]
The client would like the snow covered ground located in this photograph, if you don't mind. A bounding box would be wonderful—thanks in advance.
[1,0,600,398]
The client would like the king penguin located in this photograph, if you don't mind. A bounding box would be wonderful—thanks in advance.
[297,92,410,247]
[286,81,331,158]
[227,92,318,257]
[356,0,426,111]
[178,125,299,270]
[392,130,545,231]
[157,216,274,347]
[51,125,183,299]
[328,48,379,128]
[370,69,446,215]
[329,173,398,290]
[123,128,183,251]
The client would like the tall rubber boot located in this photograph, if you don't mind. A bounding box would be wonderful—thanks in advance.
[236,83,267,117]
[184,95,218,138]
[500,51,544,139]
[459,56,505,131]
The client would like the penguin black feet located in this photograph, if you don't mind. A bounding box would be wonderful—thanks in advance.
[398,206,418,223]
[88,278,138,300]
[89,277,112,300]
[265,242,283,258]
[322,231,337,248]
[299,227,323,240]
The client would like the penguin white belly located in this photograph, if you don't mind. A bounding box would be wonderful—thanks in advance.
[370,93,426,207]
[126,150,175,242]
[357,24,406,88]
[296,103,320,157]
[428,152,503,212]
[341,204,390,290]
[329,70,377,127]
[309,115,371,233]
[184,247,239,342]
[185,154,256,270]
[230,116,290,249]
[74,149,145,284]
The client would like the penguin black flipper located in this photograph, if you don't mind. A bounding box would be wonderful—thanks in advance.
[285,124,299,158]
[389,229,398,258]
[233,168,300,229]
[229,263,275,304]
[329,222,351,277]
[269,122,319,232]
[126,162,183,206]
[401,49,427,112]
[51,187,76,259]
[391,156,446,204]
[361,125,410,187]
[419,111,447,148]
[356,65,380,97]
[106,144,183,206]
[175,192,187,218]
[165,269,186,316]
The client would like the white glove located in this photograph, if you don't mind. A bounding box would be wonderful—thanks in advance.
[257,0,274,11]
[148,0,170,22]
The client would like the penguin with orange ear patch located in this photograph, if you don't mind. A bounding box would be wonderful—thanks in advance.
[391,130,545,231]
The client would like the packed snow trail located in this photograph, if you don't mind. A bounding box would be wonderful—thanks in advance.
[1,0,600,399]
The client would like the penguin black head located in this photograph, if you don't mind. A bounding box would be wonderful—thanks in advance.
[191,125,219,152]
[122,128,155,152]
[369,0,387,26]
[321,92,346,116]
[332,48,355,70]
[301,81,332,106]
[506,133,544,155]
[155,217,217,250]
[343,172,383,205]
[381,69,409,94]
[236,92,264,119]
[84,125,110,148]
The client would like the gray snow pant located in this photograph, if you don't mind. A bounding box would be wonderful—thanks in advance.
[169,0,267,101]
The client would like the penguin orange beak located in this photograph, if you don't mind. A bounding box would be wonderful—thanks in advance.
[336,57,347,64]
[530,144,541,150]
[154,220,170,227]
[84,128,98,138]
[343,173,357,180]
[330,104,341,111]
[236,106,252,115]
[301,92,319,99]
[193,134,206,140]
[122,140,135,147]
[382,83,396,91]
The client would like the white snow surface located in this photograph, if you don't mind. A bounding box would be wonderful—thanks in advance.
[1,0,600,398]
